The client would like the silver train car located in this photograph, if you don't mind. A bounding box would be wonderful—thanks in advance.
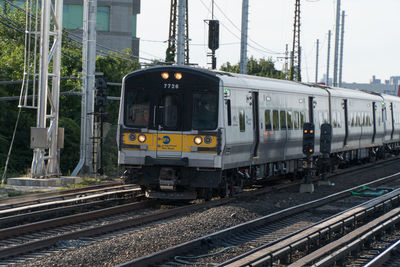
[117,66,400,199]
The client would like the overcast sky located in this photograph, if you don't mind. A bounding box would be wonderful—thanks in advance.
[137,0,400,84]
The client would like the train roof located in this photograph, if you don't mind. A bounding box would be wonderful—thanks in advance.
[126,66,395,102]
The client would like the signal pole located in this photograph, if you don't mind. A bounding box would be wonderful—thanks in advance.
[240,0,249,74]
[333,0,341,86]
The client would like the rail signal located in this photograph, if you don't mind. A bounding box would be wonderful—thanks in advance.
[95,78,107,108]
[303,123,315,156]
[320,123,332,154]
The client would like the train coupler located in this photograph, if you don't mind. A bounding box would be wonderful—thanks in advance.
[159,167,178,191]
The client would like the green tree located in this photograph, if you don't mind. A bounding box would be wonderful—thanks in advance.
[0,5,140,177]
[220,56,284,79]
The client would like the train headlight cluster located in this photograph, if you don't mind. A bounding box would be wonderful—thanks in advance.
[138,134,147,143]
[161,72,183,80]
[194,136,202,145]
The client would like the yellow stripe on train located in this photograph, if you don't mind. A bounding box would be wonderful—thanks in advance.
[122,132,216,153]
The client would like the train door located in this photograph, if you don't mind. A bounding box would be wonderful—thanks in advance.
[390,102,395,140]
[343,99,349,146]
[251,92,259,157]
[372,102,376,143]
[155,92,183,157]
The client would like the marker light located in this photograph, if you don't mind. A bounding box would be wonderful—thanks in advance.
[304,130,308,134]
[309,149,313,153]
[129,133,136,142]
[138,134,146,143]
[194,136,202,145]
[204,136,212,144]
[174,72,183,80]
[161,72,169,79]
[310,130,314,134]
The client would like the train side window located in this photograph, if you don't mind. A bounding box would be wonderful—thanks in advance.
[332,112,337,128]
[287,111,293,130]
[300,112,304,129]
[337,112,342,128]
[356,113,361,127]
[280,110,287,130]
[294,111,299,129]
[350,113,355,127]
[318,112,323,127]
[239,110,245,132]
[265,110,272,130]
[272,110,279,130]
[225,100,232,126]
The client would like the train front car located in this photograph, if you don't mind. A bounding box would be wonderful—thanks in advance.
[118,66,224,199]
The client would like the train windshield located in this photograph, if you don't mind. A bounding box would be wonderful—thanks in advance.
[123,68,219,131]
[125,88,150,128]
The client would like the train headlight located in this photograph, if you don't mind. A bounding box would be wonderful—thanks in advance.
[138,134,146,143]
[194,136,202,145]
[174,72,182,80]
[161,72,169,79]
[204,136,212,144]
[129,133,136,142]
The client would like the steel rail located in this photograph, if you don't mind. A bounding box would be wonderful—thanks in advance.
[0,182,124,208]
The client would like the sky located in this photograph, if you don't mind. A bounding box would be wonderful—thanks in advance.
[137,0,400,84]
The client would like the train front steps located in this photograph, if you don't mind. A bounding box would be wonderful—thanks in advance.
[7,176,82,187]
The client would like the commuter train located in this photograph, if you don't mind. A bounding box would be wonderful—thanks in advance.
[117,66,400,199]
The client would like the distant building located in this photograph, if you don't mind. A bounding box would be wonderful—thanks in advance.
[341,75,398,96]
[63,0,140,56]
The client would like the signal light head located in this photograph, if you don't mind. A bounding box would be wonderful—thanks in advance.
[161,72,169,79]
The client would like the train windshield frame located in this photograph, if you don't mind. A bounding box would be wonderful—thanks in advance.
[123,68,219,131]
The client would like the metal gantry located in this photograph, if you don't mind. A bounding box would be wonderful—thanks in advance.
[29,0,64,178]
[167,0,189,64]
[290,0,301,81]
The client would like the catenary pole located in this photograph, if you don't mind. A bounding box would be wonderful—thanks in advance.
[339,10,345,87]
[240,0,249,74]
[315,39,319,84]
[176,0,186,65]
[326,30,331,86]
[333,0,341,86]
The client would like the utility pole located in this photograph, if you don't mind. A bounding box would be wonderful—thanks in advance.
[315,39,319,84]
[339,10,345,87]
[30,0,63,178]
[166,0,189,64]
[176,0,187,65]
[240,0,249,74]
[326,30,331,86]
[333,0,341,86]
[290,0,301,81]
[72,0,97,176]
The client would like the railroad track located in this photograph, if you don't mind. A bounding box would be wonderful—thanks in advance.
[117,171,400,266]
[0,184,141,228]
[1,157,400,265]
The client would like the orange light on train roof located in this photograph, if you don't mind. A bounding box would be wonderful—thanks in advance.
[161,72,169,79]
[174,72,183,80]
